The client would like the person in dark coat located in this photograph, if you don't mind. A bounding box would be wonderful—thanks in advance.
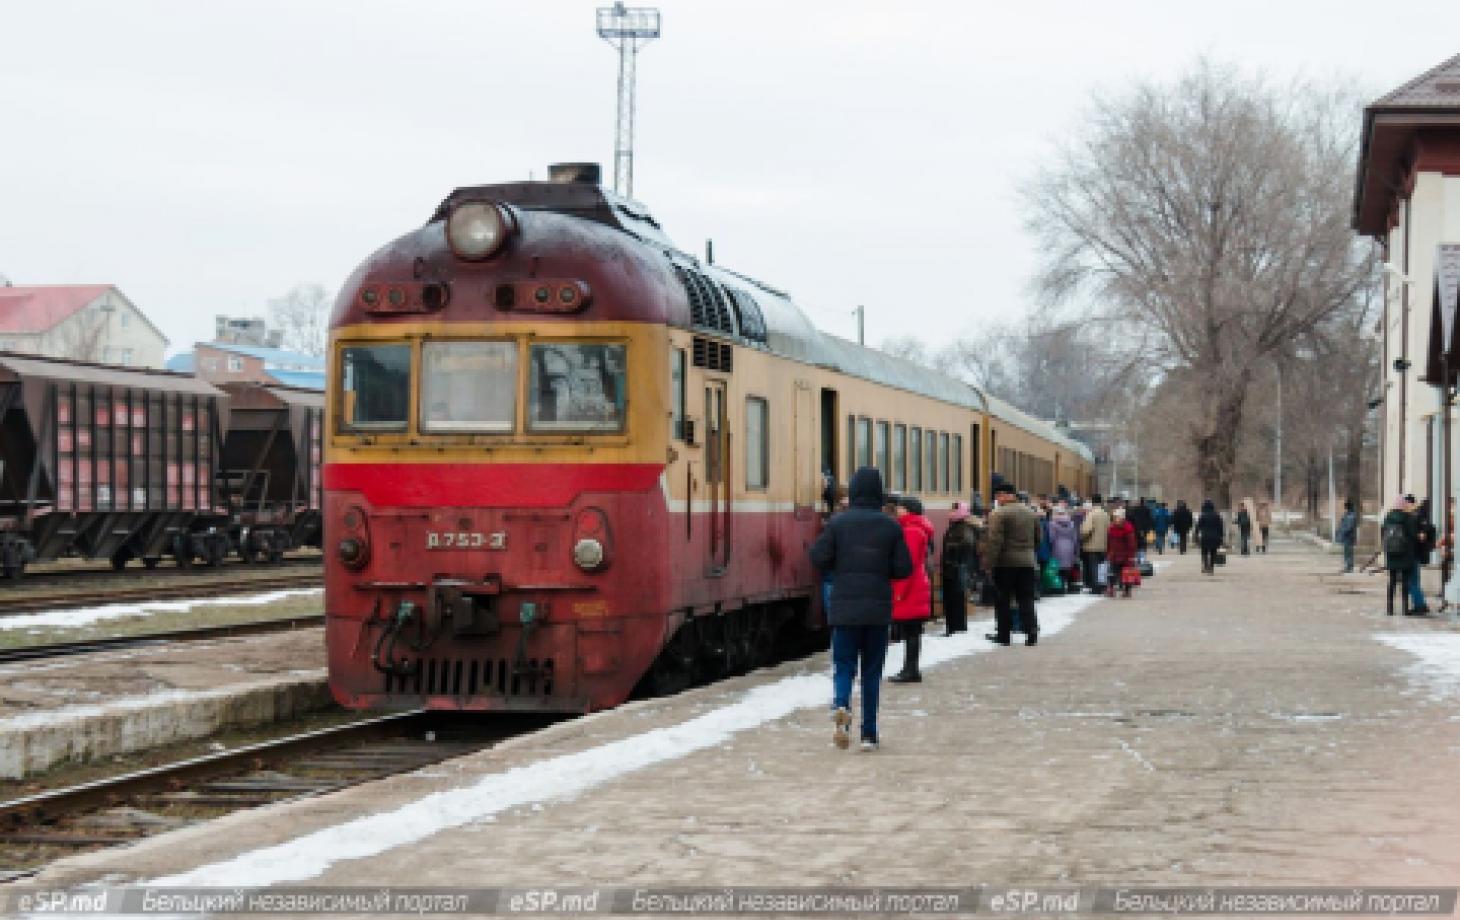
[1172,500,1194,555]
[1152,502,1171,555]
[1336,500,1359,573]
[1405,496,1434,615]
[983,482,1042,646]
[1127,498,1154,559]
[1235,501,1253,555]
[1381,495,1419,617]
[939,501,975,636]
[1196,499,1225,574]
[810,466,914,751]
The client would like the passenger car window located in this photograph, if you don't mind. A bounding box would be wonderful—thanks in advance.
[341,344,410,431]
[421,341,517,432]
[528,343,627,431]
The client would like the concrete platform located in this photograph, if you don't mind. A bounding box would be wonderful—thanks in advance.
[0,630,327,779]
[11,543,1460,893]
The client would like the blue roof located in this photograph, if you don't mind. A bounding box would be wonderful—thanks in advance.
[165,353,195,372]
[208,342,325,370]
[268,369,325,391]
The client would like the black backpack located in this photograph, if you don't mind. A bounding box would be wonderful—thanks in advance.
[1382,521,1409,556]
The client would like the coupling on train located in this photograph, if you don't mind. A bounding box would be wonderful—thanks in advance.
[324,162,1095,714]
[0,353,323,579]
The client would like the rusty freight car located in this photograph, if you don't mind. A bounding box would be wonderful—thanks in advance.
[0,352,229,577]
[216,381,324,562]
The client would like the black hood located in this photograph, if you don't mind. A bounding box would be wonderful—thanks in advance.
[1201,500,1215,512]
[849,466,885,509]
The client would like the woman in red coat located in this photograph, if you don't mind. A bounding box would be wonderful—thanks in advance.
[1105,506,1139,598]
[890,496,935,683]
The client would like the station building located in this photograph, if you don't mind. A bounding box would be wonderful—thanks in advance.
[1354,52,1460,512]
[0,284,167,367]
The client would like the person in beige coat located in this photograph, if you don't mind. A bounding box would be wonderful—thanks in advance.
[1255,500,1272,553]
[1079,494,1110,594]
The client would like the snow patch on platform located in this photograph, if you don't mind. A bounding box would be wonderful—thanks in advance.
[1376,633,1460,702]
[147,588,1109,889]
[0,588,322,632]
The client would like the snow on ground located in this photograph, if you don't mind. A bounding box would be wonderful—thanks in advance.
[1375,633,1460,703]
[0,588,322,632]
[146,587,1109,889]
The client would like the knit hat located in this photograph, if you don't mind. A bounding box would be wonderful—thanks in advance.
[949,501,971,522]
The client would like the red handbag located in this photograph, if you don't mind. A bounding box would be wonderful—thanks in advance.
[1120,565,1142,586]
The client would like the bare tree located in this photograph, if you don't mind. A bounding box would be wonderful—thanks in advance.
[267,284,331,357]
[50,306,111,362]
[1023,62,1374,507]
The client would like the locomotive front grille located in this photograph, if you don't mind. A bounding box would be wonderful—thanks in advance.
[384,656,556,698]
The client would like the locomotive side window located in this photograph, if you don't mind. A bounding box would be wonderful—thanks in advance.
[910,426,923,491]
[671,348,686,439]
[528,343,627,432]
[420,341,517,432]
[341,344,410,431]
[892,423,907,492]
[745,396,768,490]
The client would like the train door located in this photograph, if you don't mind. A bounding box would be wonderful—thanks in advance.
[704,380,730,573]
[820,388,838,505]
[793,380,815,516]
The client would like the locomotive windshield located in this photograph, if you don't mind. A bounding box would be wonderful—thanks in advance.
[420,341,516,432]
[340,344,410,431]
[528,343,626,432]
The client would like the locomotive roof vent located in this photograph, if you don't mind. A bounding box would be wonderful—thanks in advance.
[548,162,602,185]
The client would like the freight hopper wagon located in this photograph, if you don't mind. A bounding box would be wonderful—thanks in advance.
[0,353,229,578]
[324,165,1096,716]
[217,381,324,562]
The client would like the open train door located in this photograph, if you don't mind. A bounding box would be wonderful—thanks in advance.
[792,380,816,517]
[703,380,730,575]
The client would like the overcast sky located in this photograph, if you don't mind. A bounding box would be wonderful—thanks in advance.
[1,1,1455,355]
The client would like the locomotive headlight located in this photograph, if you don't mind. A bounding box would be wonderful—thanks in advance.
[446,202,515,261]
[572,538,605,571]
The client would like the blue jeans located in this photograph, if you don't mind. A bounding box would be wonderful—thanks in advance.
[831,624,889,741]
[1409,566,1427,609]
[1342,542,1355,572]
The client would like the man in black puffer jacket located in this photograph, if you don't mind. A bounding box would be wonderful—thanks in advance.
[810,466,913,752]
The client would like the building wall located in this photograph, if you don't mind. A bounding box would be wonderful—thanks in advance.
[0,289,166,367]
[193,343,269,384]
[1381,173,1460,507]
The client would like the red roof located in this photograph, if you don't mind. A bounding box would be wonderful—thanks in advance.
[0,285,113,334]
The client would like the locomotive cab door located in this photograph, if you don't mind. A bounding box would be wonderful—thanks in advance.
[703,380,730,574]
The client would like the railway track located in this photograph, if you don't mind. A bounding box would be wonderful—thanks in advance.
[0,710,554,879]
[0,571,322,617]
[0,614,327,664]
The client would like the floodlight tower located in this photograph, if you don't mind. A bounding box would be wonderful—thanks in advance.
[597,2,660,198]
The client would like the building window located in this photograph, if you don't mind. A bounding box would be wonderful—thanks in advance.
[121,348,133,366]
[745,397,769,490]
[910,426,923,491]
[893,423,907,492]
[120,312,131,327]
[227,356,243,372]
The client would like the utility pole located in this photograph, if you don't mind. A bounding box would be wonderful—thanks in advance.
[853,305,865,346]
[1275,361,1283,524]
[597,3,660,198]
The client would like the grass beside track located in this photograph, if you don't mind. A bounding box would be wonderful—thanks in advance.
[0,592,324,650]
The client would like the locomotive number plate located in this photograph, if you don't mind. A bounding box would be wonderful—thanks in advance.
[426,531,506,550]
